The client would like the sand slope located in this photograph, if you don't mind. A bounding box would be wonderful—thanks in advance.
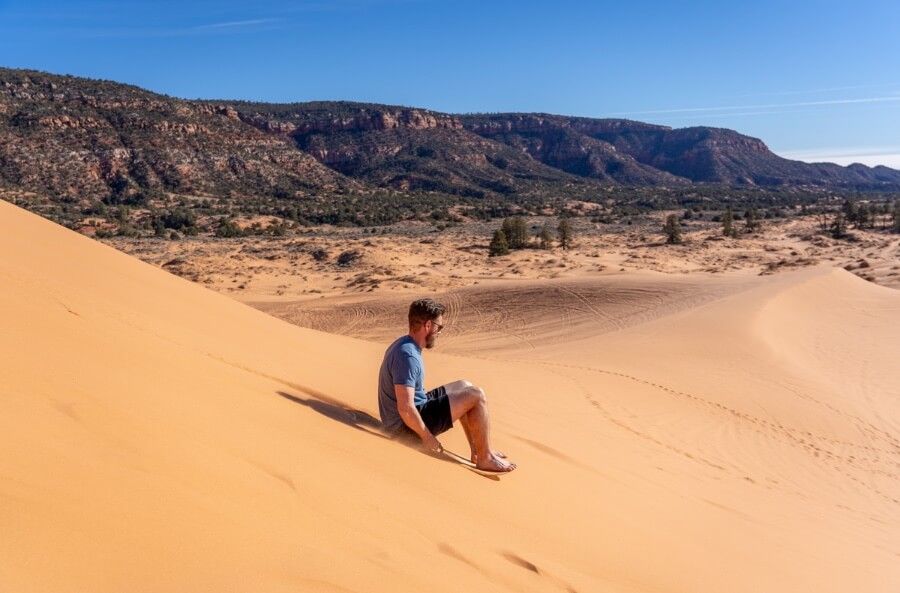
[1,199,897,593]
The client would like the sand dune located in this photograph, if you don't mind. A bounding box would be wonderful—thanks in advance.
[1,199,897,593]
[250,272,761,357]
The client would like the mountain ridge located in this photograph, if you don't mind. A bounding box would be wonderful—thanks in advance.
[2,67,899,214]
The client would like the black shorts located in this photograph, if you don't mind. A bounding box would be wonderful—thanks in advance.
[400,385,453,437]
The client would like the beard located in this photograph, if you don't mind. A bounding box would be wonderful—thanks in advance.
[425,333,437,349]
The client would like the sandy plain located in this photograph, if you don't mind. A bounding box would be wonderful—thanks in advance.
[2,200,899,592]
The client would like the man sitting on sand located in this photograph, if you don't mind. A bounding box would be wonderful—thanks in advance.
[377,298,515,472]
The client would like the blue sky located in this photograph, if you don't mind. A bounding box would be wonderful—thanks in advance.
[2,0,899,167]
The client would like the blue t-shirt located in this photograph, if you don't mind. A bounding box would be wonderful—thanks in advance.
[378,335,427,433]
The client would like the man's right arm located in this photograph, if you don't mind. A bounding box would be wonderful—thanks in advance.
[394,384,442,453]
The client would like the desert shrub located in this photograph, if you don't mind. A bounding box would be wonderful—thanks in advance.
[215,218,244,238]
[489,229,510,257]
[538,224,554,249]
[558,217,573,249]
[337,250,362,266]
[743,208,760,233]
[831,213,848,239]
[310,248,329,262]
[664,214,682,244]
[159,208,196,231]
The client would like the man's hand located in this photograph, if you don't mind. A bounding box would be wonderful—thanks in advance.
[421,433,443,454]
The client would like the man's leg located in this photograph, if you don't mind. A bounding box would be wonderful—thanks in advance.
[441,380,480,457]
[443,380,514,471]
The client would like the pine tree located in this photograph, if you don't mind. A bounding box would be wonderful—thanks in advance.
[500,217,514,245]
[831,212,847,239]
[664,214,682,244]
[557,217,573,250]
[856,202,871,229]
[489,229,510,256]
[512,216,529,249]
[893,200,900,234]
[743,207,760,233]
[842,199,857,226]
[722,207,735,237]
[500,216,529,249]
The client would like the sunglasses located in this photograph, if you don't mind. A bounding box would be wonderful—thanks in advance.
[430,321,444,333]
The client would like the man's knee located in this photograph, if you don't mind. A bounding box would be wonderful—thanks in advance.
[449,384,486,417]
[444,379,473,397]
[466,385,486,405]
[445,379,473,395]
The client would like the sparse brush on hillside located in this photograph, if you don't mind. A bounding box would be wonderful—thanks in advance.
[3,68,900,239]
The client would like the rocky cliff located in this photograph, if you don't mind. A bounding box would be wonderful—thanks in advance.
[1,67,898,213]
[461,113,900,188]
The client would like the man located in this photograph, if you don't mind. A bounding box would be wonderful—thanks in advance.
[377,298,515,472]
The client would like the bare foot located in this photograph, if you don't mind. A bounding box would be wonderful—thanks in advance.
[474,453,516,472]
[471,450,507,463]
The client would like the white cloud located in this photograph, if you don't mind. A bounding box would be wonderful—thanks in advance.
[730,82,900,99]
[609,96,900,117]
[194,19,278,30]
[72,17,283,38]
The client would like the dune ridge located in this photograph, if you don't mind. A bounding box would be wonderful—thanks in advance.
[1,199,897,593]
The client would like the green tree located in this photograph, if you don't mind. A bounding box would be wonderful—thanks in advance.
[103,173,130,205]
[501,216,529,249]
[722,207,736,237]
[215,218,244,238]
[513,216,529,248]
[855,202,871,229]
[831,212,848,239]
[152,215,166,237]
[664,214,682,244]
[159,208,196,231]
[557,217,573,250]
[892,200,900,234]
[842,199,857,226]
[489,229,510,256]
[743,207,760,233]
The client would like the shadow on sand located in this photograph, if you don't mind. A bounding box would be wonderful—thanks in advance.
[275,388,499,480]
[276,389,390,439]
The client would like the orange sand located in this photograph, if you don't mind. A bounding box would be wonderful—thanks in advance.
[1,199,897,592]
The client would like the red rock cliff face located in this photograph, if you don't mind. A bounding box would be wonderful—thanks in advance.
[3,68,900,203]
[0,72,355,199]
[464,114,670,137]
[237,107,462,136]
[461,114,686,185]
